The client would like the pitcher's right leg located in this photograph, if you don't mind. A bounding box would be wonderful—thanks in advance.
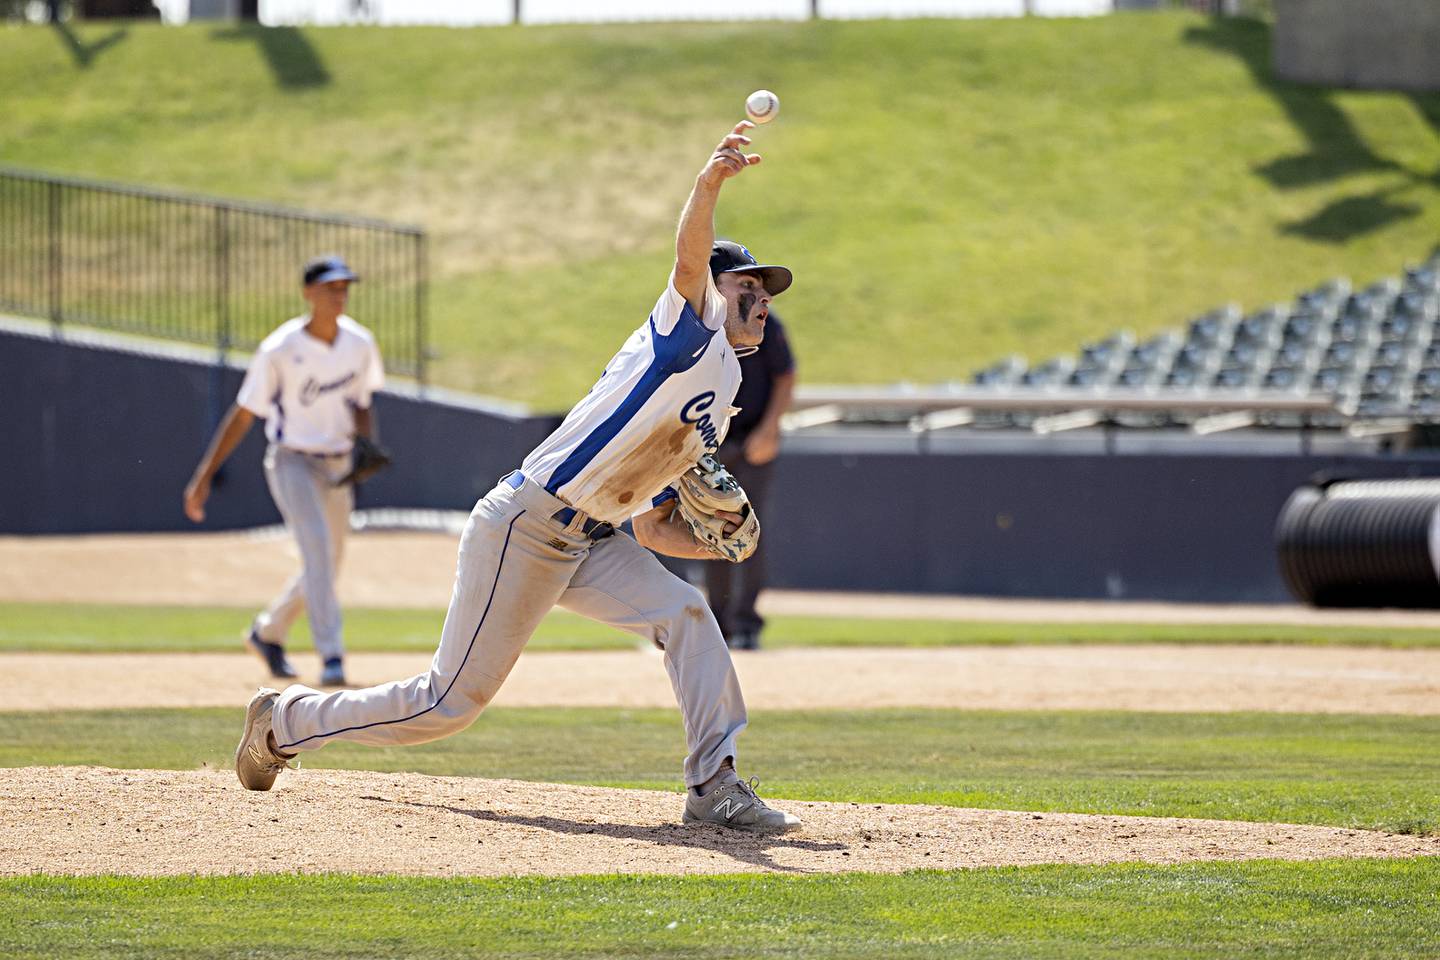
[268,485,577,753]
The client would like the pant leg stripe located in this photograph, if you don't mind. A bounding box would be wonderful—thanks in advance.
[277,510,526,750]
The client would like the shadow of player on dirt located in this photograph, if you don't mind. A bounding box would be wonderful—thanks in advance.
[376,798,846,874]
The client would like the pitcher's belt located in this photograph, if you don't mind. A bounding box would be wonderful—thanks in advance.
[503,471,614,541]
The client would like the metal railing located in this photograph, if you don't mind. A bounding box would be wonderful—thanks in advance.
[0,167,427,381]
[784,384,1353,439]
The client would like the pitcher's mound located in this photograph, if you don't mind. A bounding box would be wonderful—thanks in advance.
[4,766,1435,877]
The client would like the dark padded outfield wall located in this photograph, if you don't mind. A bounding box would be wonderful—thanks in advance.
[0,326,554,534]
[763,449,1440,603]
[8,325,1440,602]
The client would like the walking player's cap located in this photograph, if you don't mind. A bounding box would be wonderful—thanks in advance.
[709,240,792,297]
[302,254,359,286]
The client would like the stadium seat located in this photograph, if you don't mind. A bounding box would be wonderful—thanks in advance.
[1311,365,1357,395]
[1371,340,1410,368]
[1066,333,1132,389]
[1272,338,1311,368]
[1294,278,1351,320]
[1021,356,1075,388]
[1114,331,1179,388]
[1322,340,1362,367]
[1281,310,1325,343]
[972,354,1027,388]
[1184,306,1240,349]
[1263,366,1302,390]
[1412,366,1440,398]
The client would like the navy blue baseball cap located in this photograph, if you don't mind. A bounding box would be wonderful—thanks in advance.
[710,240,792,297]
[302,254,359,286]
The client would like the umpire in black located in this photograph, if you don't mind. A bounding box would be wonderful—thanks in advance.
[707,297,797,651]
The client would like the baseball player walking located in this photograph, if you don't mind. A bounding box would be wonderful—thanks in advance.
[234,121,802,831]
[184,255,385,688]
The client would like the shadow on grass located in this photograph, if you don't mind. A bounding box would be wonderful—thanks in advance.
[376,797,845,874]
[212,24,330,90]
[1184,17,1438,244]
[1280,191,1421,242]
[50,21,128,68]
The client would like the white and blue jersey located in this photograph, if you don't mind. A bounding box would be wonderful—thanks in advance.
[521,272,742,525]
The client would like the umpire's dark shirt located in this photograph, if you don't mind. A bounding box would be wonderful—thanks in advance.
[727,311,796,445]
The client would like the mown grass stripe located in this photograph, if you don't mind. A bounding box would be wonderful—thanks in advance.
[3,860,1438,959]
[5,601,1440,652]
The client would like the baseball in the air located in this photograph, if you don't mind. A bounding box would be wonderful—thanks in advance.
[745,89,780,125]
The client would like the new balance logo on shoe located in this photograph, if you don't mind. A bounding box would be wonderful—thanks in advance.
[713,796,745,820]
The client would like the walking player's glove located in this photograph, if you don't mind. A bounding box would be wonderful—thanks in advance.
[336,435,393,487]
[675,454,760,563]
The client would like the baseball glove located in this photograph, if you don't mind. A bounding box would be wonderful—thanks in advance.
[675,453,760,563]
[335,435,393,487]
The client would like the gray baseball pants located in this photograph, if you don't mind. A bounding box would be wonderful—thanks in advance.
[254,445,352,662]
[270,471,748,788]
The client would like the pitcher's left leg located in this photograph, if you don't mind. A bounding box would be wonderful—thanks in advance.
[557,533,746,788]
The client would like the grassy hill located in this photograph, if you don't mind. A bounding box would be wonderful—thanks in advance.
[3,14,1439,409]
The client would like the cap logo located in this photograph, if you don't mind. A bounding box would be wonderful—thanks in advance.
[738,244,757,265]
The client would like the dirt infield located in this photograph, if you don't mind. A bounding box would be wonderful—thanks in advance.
[7,644,1440,714]
[6,530,1440,627]
[4,766,1435,877]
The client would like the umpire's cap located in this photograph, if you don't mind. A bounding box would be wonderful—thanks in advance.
[710,240,792,297]
[302,254,359,286]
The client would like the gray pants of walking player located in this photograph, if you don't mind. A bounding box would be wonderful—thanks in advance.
[270,472,748,788]
[254,445,353,662]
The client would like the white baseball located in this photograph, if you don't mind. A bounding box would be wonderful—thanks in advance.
[745,89,780,125]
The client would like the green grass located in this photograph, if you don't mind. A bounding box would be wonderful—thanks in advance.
[5,601,1440,652]
[3,860,1439,959]
[5,707,1439,834]
[3,16,1439,407]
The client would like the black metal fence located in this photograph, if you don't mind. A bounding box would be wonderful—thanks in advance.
[0,167,427,381]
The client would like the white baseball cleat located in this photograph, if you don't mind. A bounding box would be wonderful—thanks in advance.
[234,688,295,791]
[683,772,801,832]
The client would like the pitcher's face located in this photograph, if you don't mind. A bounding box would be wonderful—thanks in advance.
[717,271,770,349]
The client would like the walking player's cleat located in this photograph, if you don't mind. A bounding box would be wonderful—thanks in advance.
[246,629,298,680]
[235,688,295,791]
[320,657,347,687]
[683,773,801,832]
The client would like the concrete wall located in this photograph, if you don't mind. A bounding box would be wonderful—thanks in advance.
[9,324,1440,601]
[1274,0,1440,91]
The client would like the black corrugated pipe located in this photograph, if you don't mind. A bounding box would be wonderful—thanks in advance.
[1276,479,1440,608]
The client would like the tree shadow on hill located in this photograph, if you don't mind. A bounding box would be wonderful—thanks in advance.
[1407,92,1440,186]
[1280,190,1421,242]
[212,23,330,90]
[50,21,128,68]
[1184,18,1398,190]
[1182,17,1439,244]
[374,797,846,874]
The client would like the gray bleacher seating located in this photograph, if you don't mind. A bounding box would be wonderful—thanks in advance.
[955,248,1440,429]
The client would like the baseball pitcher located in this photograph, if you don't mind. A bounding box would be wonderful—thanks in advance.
[234,120,801,832]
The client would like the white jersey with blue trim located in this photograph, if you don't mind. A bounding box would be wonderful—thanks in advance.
[236,314,385,455]
[521,272,742,525]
